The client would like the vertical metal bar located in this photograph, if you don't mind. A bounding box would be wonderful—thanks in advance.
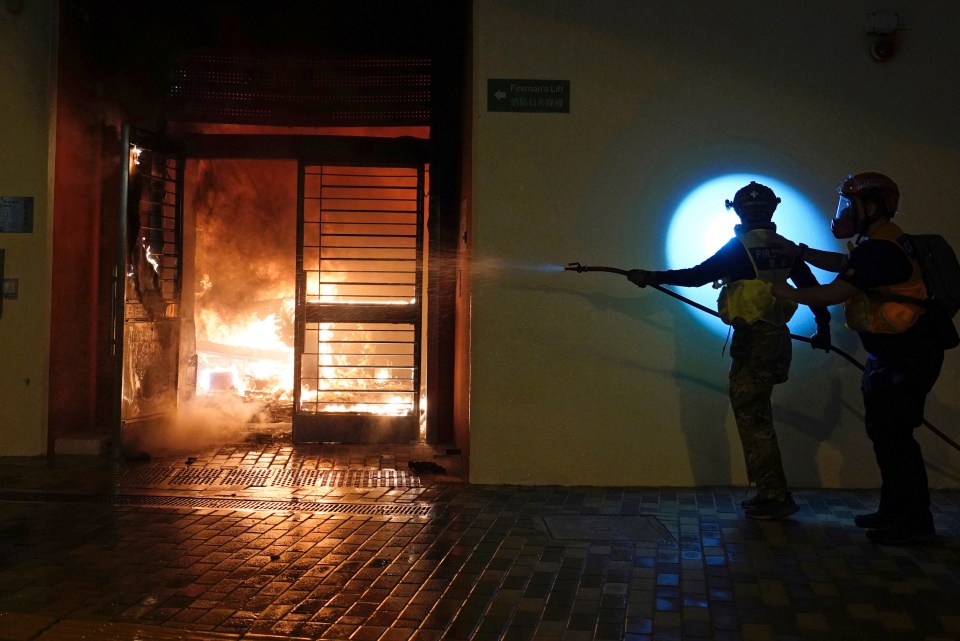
[293,159,306,438]
[112,124,131,459]
[173,156,185,299]
[413,163,425,441]
[169,154,184,403]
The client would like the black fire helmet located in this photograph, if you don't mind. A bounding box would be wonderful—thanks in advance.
[725,181,781,219]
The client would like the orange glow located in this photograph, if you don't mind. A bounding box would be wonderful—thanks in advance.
[195,297,417,416]
[191,159,425,421]
[196,296,295,404]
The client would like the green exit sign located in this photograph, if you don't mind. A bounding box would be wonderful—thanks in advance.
[487,79,570,113]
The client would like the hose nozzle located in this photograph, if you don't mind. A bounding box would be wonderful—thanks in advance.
[566,262,588,273]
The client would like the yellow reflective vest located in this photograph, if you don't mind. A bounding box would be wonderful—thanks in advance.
[717,229,798,326]
[843,222,927,334]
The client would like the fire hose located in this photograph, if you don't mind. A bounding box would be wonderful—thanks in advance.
[565,262,960,452]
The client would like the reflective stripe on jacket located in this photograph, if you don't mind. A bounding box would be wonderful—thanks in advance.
[718,228,799,326]
[843,222,927,334]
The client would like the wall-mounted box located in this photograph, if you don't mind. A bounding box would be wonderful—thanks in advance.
[0,197,34,233]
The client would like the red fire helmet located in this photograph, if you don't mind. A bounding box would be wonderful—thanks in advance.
[836,172,900,215]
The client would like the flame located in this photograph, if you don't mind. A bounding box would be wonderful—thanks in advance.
[195,299,415,417]
[144,243,161,274]
[298,389,414,416]
[300,321,415,415]
[196,300,294,405]
[190,159,425,421]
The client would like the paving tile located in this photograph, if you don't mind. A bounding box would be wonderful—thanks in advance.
[1,443,960,641]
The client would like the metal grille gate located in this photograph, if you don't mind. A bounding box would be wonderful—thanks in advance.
[114,127,184,452]
[294,164,424,443]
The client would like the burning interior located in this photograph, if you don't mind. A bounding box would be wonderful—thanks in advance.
[189,158,298,421]
[119,131,434,451]
[48,2,467,456]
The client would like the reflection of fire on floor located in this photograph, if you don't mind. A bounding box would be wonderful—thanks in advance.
[120,465,424,489]
[124,423,464,493]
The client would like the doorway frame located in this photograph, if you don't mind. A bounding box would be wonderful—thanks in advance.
[167,133,449,444]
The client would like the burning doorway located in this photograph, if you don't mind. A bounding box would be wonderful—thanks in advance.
[117,131,432,451]
[187,157,298,426]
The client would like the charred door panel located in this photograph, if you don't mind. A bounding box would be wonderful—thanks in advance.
[114,126,183,453]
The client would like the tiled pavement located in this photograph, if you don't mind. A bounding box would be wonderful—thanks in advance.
[1,430,959,641]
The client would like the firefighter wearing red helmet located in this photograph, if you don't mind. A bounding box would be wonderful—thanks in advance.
[628,181,832,520]
[772,172,950,545]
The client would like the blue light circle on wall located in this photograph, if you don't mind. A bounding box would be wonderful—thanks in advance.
[665,174,838,337]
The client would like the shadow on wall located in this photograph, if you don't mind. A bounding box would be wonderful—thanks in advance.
[918,390,960,485]
[514,281,737,485]
[508,279,960,490]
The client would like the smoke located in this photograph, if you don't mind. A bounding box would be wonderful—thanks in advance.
[190,159,298,323]
[186,159,298,416]
[134,395,267,455]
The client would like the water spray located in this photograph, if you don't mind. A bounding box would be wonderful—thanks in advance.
[565,261,960,452]
[566,262,719,317]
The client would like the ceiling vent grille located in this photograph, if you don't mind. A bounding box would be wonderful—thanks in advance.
[166,52,432,126]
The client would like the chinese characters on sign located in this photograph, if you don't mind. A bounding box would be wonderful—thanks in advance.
[487,79,570,113]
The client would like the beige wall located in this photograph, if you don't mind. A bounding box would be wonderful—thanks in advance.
[470,1,960,486]
[0,1,54,455]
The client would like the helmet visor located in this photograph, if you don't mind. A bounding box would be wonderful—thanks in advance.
[835,196,853,220]
[831,196,857,239]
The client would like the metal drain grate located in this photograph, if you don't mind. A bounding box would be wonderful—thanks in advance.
[541,515,675,543]
[118,465,178,485]
[169,467,224,485]
[221,468,273,487]
[119,466,420,489]
[0,490,434,516]
[274,468,324,486]
[116,495,433,516]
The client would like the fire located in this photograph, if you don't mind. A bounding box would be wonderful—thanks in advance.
[196,297,416,417]
[190,159,426,426]
[298,321,416,416]
[144,243,161,274]
[196,300,295,409]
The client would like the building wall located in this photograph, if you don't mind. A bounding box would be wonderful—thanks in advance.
[0,1,55,455]
[469,0,960,486]
[46,1,127,452]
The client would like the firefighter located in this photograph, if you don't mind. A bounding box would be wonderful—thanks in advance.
[772,172,948,544]
[629,181,832,520]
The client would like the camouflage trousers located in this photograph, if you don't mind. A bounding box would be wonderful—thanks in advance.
[728,320,792,500]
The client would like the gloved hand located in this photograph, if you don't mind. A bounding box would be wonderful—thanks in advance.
[627,269,655,288]
[810,323,831,352]
[770,281,793,298]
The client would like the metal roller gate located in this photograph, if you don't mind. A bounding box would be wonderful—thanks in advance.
[294,163,424,443]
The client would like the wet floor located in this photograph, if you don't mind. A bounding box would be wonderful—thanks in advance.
[1,426,959,641]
